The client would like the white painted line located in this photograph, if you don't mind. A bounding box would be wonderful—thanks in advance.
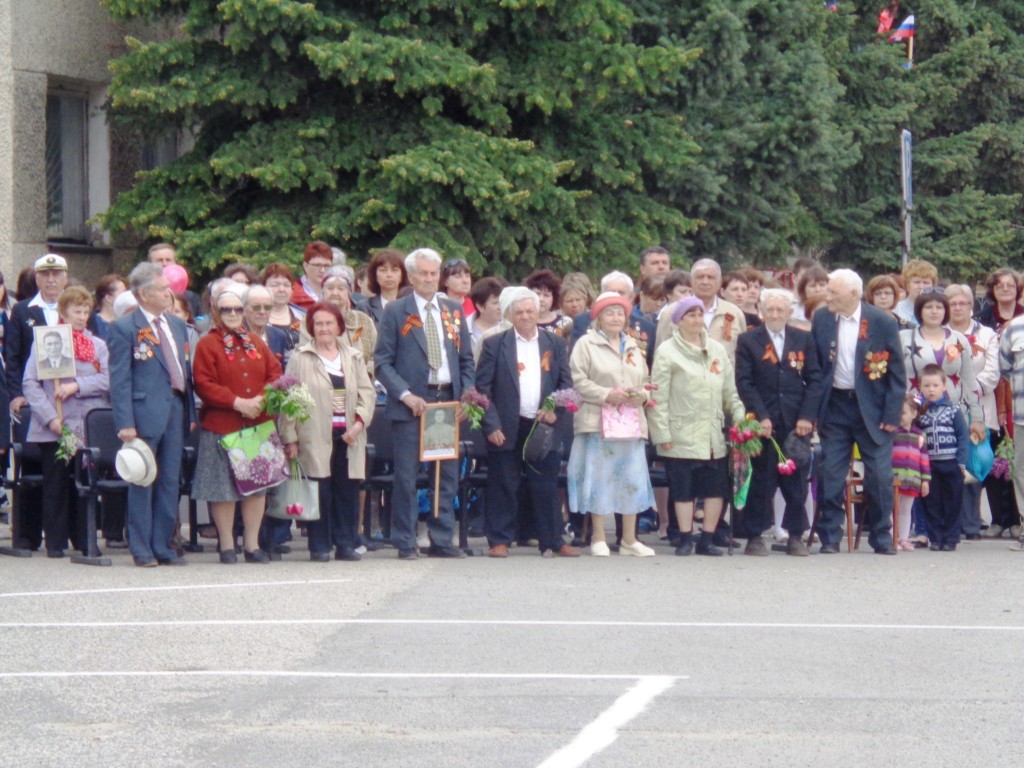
[537,676,675,768]
[1,618,1022,632]
[0,579,353,599]
[0,670,682,682]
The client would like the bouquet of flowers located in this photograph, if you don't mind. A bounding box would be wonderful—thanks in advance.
[460,388,491,431]
[768,437,798,476]
[542,388,582,414]
[991,436,1014,480]
[624,383,659,408]
[262,375,315,422]
[54,426,82,465]
[729,413,765,509]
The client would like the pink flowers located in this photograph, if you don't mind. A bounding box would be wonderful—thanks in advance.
[286,503,304,517]
[546,388,582,413]
[777,458,798,476]
[269,374,301,392]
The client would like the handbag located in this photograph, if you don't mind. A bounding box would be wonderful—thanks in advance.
[265,460,321,521]
[219,420,290,496]
[522,420,555,463]
[600,403,642,441]
[965,428,994,484]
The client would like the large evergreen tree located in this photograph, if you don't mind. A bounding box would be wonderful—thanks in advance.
[100,0,702,277]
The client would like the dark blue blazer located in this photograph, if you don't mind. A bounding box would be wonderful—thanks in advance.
[374,292,475,422]
[735,323,822,435]
[264,324,291,370]
[108,309,197,438]
[807,302,907,443]
[475,327,572,450]
[6,300,48,400]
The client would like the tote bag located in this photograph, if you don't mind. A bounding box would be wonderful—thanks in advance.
[219,421,290,496]
[265,460,321,521]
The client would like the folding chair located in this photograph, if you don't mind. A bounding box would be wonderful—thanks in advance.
[0,421,42,558]
[72,408,124,566]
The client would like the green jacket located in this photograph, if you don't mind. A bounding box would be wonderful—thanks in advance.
[649,330,745,460]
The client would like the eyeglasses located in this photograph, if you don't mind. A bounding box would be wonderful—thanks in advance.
[306,261,332,270]
[920,286,945,297]
[443,259,470,275]
[217,306,244,315]
[248,304,273,311]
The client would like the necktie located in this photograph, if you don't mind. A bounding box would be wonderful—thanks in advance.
[423,302,442,372]
[156,316,185,393]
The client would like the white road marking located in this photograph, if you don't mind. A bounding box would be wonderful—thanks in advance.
[537,676,675,768]
[0,579,352,599]
[1,618,1021,632]
[0,670,682,682]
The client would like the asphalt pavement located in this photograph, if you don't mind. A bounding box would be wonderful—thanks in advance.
[1,528,1022,767]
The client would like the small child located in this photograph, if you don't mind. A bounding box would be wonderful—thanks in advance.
[893,393,930,551]
[916,364,970,551]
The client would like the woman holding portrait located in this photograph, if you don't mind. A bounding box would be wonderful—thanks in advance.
[23,286,110,557]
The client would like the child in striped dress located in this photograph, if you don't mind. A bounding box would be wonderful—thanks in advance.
[893,394,930,551]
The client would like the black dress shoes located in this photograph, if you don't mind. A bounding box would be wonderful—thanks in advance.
[335,547,362,561]
[819,544,839,554]
[133,557,158,568]
[873,546,898,555]
[309,551,330,562]
[398,548,419,560]
[427,545,467,558]
[157,556,188,565]
[244,549,270,564]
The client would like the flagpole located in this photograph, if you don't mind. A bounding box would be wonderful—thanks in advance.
[908,37,914,67]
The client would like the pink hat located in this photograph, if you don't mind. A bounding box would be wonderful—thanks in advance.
[590,291,632,320]
[669,296,706,325]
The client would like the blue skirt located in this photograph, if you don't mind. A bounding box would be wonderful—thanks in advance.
[566,433,655,516]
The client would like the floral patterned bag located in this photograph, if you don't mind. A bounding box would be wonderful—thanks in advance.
[219,421,290,496]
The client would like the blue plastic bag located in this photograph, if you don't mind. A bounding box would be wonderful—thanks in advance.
[966,429,995,483]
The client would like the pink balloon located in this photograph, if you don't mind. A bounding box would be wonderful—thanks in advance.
[163,264,189,294]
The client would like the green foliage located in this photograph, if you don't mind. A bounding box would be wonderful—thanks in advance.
[101,0,702,278]
[101,0,1024,283]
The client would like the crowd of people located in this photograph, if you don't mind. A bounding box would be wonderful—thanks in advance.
[2,242,1023,565]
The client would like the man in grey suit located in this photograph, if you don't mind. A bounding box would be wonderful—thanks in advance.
[375,248,475,559]
[108,263,196,567]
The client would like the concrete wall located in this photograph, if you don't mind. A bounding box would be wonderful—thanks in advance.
[1,1,154,290]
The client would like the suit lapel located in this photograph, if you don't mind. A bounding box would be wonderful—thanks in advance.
[501,329,521,388]
[403,295,429,358]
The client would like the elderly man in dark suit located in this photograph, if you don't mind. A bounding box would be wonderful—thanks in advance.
[808,269,907,555]
[5,253,69,550]
[736,288,822,557]
[375,247,475,560]
[476,287,580,559]
[108,263,196,567]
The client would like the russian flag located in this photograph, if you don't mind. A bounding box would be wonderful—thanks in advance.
[888,14,915,42]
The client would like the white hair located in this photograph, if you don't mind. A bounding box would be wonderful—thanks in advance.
[760,288,794,308]
[244,285,272,305]
[128,262,163,296]
[217,281,249,306]
[323,265,354,291]
[690,258,722,278]
[113,290,139,317]
[829,268,863,297]
[944,284,973,303]
[405,248,443,275]
[499,286,539,317]
[600,270,634,294]
[331,246,347,266]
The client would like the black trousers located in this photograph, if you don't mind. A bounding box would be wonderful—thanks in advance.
[922,459,964,547]
[744,442,810,536]
[307,435,361,555]
[485,417,565,552]
[37,442,74,552]
[984,429,1020,529]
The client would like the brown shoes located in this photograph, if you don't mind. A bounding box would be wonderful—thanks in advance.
[488,544,510,558]
[786,538,810,557]
[744,536,769,556]
[554,544,581,558]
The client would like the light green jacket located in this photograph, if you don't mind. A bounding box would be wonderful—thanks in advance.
[648,330,745,460]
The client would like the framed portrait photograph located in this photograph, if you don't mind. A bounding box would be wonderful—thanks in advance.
[420,402,460,461]
[33,325,75,380]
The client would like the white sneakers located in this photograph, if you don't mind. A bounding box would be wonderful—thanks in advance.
[619,540,656,557]
[591,540,656,557]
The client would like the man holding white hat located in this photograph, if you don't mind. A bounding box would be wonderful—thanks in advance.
[5,254,68,550]
[108,262,196,567]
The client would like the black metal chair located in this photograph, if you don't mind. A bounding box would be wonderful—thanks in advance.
[0,407,42,558]
[72,407,124,566]
[362,406,395,544]
[457,427,489,551]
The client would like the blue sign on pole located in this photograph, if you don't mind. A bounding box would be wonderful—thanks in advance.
[901,129,913,210]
